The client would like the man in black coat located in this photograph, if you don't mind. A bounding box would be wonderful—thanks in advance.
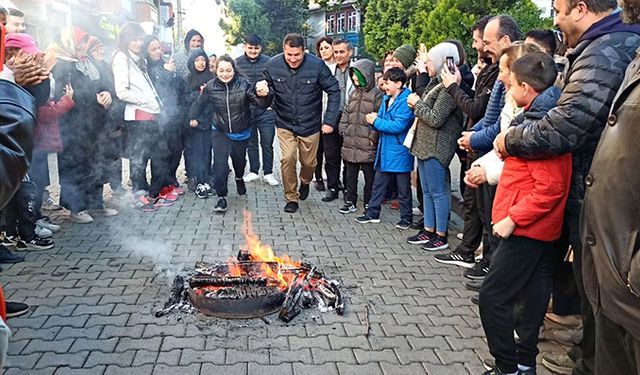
[494,1,640,373]
[262,33,340,213]
[235,34,278,186]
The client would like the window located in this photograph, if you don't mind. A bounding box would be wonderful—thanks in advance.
[327,14,335,35]
[337,12,345,34]
[348,11,357,32]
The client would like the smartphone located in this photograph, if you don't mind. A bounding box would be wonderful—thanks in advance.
[446,56,455,74]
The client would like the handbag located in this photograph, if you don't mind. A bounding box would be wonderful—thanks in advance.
[403,118,418,149]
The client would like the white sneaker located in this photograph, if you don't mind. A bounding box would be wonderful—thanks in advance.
[100,208,119,217]
[35,226,53,238]
[243,172,260,183]
[412,207,422,215]
[456,232,464,240]
[69,211,94,224]
[37,218,61,232]
[263,174,279,186]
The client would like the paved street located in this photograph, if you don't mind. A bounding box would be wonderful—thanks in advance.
[0,156,566,374]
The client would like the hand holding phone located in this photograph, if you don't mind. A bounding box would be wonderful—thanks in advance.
[446,56,456,74]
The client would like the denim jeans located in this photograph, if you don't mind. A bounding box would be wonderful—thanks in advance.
[367,171,412,223]
[247,110,275,175]
[418,158,450,233]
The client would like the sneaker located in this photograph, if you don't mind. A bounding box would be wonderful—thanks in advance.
[550,328,583,346]
[355,214,380,224]
[171,186,186,195]
[187,177,198,192]
[0,234,18,247]
[481,368,505,375]
[37,217,60,232]
[541,353,574,375]
[214,197,228,212]
[465,280,483,292]
[321,189,339,202]
[154,198,174,208]
[517,367,536,375]
[456,232,464,240]
[204,183,216,196]
[471,294,480,306]
[135,196,158,212]
[88,208,119,217]
[464,259,490,280]
[243,172,260,183]
[5,302,30,318]
[236,178,247,195]
[299,183,310,201]
[395,219,412,230]
[339,202,357,214]
[263,174,279,186]
[35,226,52,238]
[409,219,424,230]
[434,249,475,268]
[483,358,496,370]
[284,201,299,213]
[0,245,25,263]
[134,189,150,198]
[544,313,582,328]
[421,235,449,251]
[314,179,326,192]
[406,229,434,245]
[390,200,400,210]
[22,236,54,251]
[42,191,62,211]
[69,211,94,224]
[195,184,209,199]
[412,207,422,216]
[158,186,179,201]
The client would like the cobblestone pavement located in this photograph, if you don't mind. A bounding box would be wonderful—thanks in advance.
[0,156,566,374]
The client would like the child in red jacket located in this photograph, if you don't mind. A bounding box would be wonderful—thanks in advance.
[478,52,571,375]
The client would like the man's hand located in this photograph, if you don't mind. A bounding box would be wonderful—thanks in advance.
[321,124,334,134]
[8,51,49,87]
[256,80,269,97]
[464,165,488,189]
[494,127,512,160]
[365,112,378,125]
[164,58,176,72]
[96,91,112,109]
[190,119,199,128]
[457,131,474,152]
[407,93,420,108]
[441,66,461,88]
[493,216,516,239]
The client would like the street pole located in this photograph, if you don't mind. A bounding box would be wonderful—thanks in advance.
[176,0,183,49]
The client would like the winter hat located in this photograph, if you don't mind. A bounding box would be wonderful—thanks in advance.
[5,33,42,55]
[393,44,416,70]
[427,42,459,75]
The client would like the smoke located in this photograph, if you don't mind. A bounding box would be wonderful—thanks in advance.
[121,236,185,282]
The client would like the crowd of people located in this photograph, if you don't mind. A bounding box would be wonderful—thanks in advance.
[1,0,640,373]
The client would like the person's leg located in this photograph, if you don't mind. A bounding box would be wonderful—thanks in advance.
[396,172,412,223]
[297,132,320,186]
[277,128,299,202]
[344,162,358,204]
[416,167,424,215]
[247,122,260,175]
[212,131,231,197]
[323,131,343,191]
[315,134,324,181]
[149,125,172,197]
[126,122,150,193]
[477,183,500,263]
[594,310,640,375]
[259,111,276,176]
[29,150,49,217]
[168,123,183,185]
[14,181,38,242]
[479,236,547,374]
[230,138,249,191]
[418,159,436,231]
[425,158,450,235]
[366,171,390,219]
[362,163,375,206]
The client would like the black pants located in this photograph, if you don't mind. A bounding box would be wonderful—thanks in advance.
[479,235,554,373]
[564,203,595,375]
[455,154,483,255]
[323,131,344,190]
[126,121,171,197]
[314,134,324,181]
[344,161,375,206]
[164,124,183,186]
[212,131,249,197]
[477,183,500,263]
[185,127,211,185]
[594,311,640,374]
[247,110,275,175]
[4,180,38,241]
[30,150,50,217]
[367,171,412,223]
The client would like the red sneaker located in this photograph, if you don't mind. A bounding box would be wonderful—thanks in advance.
[158,186,179,202]
[390,200,400,210]
[171,186,185,195]
[154,198,174,208]
[135,195,159,212]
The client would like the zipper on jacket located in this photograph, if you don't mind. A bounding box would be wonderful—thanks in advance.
[226,83,232,133]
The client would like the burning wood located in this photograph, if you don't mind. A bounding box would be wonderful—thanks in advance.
[155,211,345,322]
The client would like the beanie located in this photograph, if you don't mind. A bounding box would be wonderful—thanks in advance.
[393,44,416,70]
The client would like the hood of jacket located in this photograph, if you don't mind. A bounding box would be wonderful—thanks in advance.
[184,29,205,52]
[523,86,561,120]
[579,11,640,45]
[349,59,376,91]
[187,48,214,90]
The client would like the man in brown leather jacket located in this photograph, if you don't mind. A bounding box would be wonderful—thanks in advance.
[581,1,640,372]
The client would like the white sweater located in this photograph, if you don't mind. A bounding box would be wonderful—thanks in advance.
[112,51,161,121]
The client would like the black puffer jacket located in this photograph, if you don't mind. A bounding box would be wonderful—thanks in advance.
[505,12,640,208]
[339,59,383,163]
[263,53,340,136]
[190,75,272,134]
[235,53,271,116]
[0,80,36,209]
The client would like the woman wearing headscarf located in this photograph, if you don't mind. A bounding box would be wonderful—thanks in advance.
[112,22,167,211]
[51,26,117,223]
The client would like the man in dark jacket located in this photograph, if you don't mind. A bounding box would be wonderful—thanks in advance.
[436,15,495,275]
[235,34,278,186]
[494,1,640,374]
[580,1,640,373]
[173,29,204,80]
[262,33,340,213]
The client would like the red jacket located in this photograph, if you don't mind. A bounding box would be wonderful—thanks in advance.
[34,96,75,152]
[492,153,572,242]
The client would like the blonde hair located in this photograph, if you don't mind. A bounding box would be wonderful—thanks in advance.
[502,42,542,69]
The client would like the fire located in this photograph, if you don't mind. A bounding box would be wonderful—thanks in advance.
[222,211,303,290]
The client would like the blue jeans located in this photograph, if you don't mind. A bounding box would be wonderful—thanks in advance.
[367,171,412,222]
[247,110,275,175]
[418,158,450,233]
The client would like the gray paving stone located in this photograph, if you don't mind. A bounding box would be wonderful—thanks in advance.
[73,304,116,316]
[85,314,130,328]
[424,363,470,375]
[22,338,75,355]
[53,366,107,375]
[160,336,204,351]
[179,348,225,365]
[336,363,384,375]
[156,349,181,366]
[12,327,60,341]
[133,350,159,366]
[85,350,135,367]
[4,352,42,370]
[310,348,356,365]
[201,363,247,375]
[248,363,294,375]
[380,363,426,375]
[42,314,89,329]
[293,363,339,375]
[116,337,163,353]
[5,368,56,375]
[142,324,185,338]
[289,336,331,350]
[104,365,154,375]
[69,337,119,353]
[35,351,88,369]
[56,326,103,340]
[353,349,398,364]
[249,336,289,350]
[270,348,313,365]
[226,348,269,365]
[394,348,440,365]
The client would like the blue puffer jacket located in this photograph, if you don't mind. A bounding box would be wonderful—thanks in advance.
[372,87,415,172]
[470,80,505,153]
